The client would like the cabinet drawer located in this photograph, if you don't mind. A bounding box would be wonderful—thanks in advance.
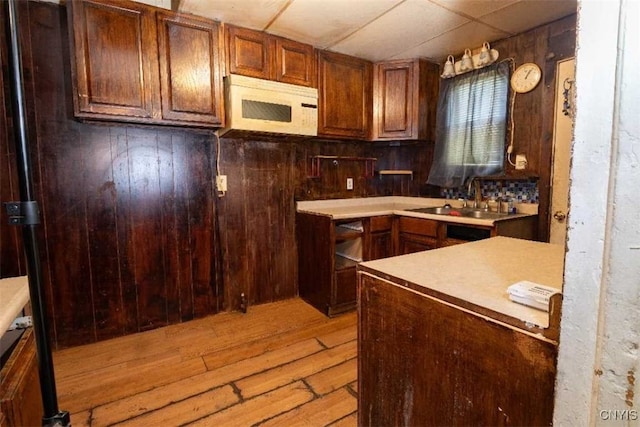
[398,217,439,237]
[369,215,393,232]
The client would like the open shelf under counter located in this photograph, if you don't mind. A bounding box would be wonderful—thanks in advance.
[334,222,364,242]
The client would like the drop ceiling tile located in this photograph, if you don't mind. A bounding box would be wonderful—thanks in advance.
[267,0,403,48]
[479,0,577,35]
[330,0,470,62]
[429,0,519,19]
[178,0,289,30]
[391,20,510,61]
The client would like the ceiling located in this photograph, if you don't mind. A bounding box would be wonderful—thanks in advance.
[176,0,577,62]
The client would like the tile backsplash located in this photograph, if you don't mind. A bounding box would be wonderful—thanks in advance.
[441,179,539,203]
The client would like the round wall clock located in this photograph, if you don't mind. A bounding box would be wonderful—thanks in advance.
[511,63,542,93]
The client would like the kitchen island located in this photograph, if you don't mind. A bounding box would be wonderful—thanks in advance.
[357,237,564,426]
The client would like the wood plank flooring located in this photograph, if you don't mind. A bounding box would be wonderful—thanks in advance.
[53,299,358,426]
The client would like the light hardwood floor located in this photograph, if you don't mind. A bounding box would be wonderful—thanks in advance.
[53,298,358,426]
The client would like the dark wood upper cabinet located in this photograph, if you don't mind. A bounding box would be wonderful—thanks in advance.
[226,25,273,80]
[68,0,160,120]
[372,59,439,141]
[226,25,316,87]
[317,50,372,140]
[275,38,316,87]
[157,12,224,125]
[68,0,224,127]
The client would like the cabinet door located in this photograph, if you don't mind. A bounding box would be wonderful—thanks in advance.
[373,59,439,141]
[369,232,394,260]
[226,25,273,80]
[275,38,315,87]
[157,12,224,125]
[398,234,437,255]
[68,0,160,119]
[397,216,440,254]
[374,60,416,139]
[317,50,372,139]
[364,216,394,260]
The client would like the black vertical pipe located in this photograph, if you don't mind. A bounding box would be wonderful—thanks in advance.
[4,1,68,425]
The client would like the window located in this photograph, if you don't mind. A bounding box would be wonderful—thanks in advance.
[427,62,510,188]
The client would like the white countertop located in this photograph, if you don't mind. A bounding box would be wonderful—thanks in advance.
[359,236,564,330]
[297,196,537,226]
[1,276,30,334]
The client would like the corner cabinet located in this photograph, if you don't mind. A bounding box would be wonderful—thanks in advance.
[226,25,316,87]
[372,59,439,141]
[68,0,224,127]
[317,50,372,140]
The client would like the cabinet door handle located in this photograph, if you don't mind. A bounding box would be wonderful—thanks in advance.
[553,211,567,222]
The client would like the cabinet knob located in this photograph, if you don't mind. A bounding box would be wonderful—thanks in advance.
[553,211,566,222]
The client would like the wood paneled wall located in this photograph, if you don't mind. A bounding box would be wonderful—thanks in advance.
[490,15,576,240]
[0,1,575,348]
[217,138,435,310]
[2,2,222,348]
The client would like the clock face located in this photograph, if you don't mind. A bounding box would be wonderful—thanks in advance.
[511,63,542,93]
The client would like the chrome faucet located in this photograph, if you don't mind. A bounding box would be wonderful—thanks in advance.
[467,177,484,209]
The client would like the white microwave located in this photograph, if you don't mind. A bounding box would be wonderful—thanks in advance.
[219,74,318,136]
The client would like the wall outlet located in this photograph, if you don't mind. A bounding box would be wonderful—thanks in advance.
[346,178,354,190]
[216,175,228,192]
[515,154,528,170]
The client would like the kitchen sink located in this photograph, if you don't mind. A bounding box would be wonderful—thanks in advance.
[406,206,510,220]
[461,210,509,219]
[407,206,456,215]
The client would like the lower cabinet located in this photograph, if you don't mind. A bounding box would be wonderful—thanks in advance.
[397,216,440,255]
[296,211,537,316]
[0,329,43,427]
[397,215,536,254]
[364,215,394,260]
[297,213,393,316]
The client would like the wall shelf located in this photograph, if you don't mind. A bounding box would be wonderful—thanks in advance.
[377,169,414,180]
[307,155,377,179]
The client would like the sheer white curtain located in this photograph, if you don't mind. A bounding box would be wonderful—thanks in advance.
[427,62,510,188]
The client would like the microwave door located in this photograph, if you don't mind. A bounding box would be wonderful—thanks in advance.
[241,99,292,123]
